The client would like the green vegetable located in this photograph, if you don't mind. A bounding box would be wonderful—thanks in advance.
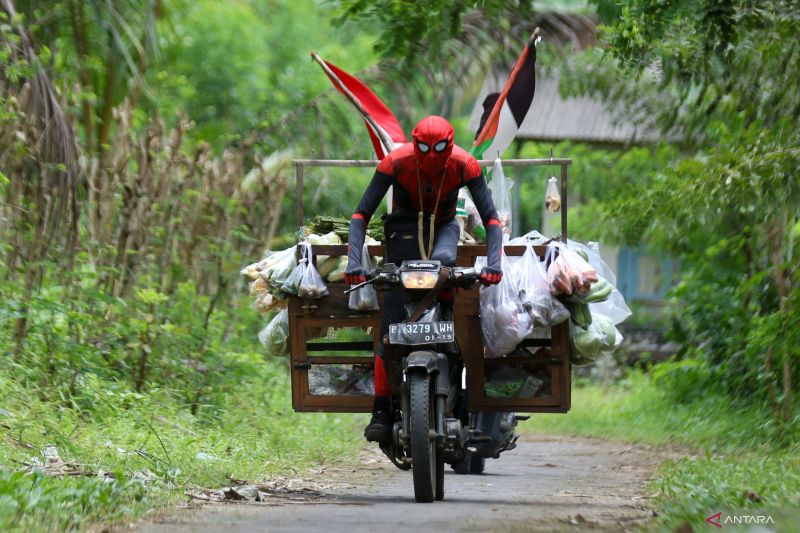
[571,314,617,365]
[317,256,341,279]
[280,262,305,295]
[566,302,593,327]
[258,309,289,355]
[307,215,384,241]
[327,257,347,282]
[259,247,297,290]
[565,277,613,304]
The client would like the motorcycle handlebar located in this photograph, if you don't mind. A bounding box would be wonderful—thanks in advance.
[344,266,479,294]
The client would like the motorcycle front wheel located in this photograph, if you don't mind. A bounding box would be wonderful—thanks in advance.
[409,370,437,502]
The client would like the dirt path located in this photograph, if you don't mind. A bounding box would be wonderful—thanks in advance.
[135,435,666,532]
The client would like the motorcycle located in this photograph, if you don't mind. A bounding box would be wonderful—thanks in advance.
[347,259,520,502]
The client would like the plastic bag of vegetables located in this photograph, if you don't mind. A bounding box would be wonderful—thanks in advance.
[298,244,329,299]
[256,247,297,290]
[241,257,269,280]
[281,252,307,296]
[514,245,570,327]
[249,276,283,313]
[545,241,598,296]
[348,243,379,311]
[565,276,613,305]
[566,240,631,325]
[253,291,286,314]
[485,365,548,398]
[479,251,532,357]
[258,308,289,356]
[570,311,623,365]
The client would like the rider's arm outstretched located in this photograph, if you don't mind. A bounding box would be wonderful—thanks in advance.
[463,157,504,285]
[345,157,395,285]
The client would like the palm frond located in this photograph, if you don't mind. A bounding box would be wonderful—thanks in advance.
[1,0,82,239]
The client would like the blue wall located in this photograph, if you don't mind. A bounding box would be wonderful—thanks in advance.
[616,247,675,302]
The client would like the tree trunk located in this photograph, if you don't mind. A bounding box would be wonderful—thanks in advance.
[767,210,793,423]
[97,30,117,158]
[765,347,780,420]
[67,0,94,154]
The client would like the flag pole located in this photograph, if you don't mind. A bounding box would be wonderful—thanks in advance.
[310,52,396,154]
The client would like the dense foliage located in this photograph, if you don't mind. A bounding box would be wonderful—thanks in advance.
[0,1,373,528]
[2,0,798,528]
[585,0,800,427]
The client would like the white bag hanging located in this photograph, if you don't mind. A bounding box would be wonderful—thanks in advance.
[297,243,330,299]
[281,245,308,296]
[545,176,561,213]
[515,245,570,327]
[570,310,623,365]
[348,243,379,311]
[488,158,513,241]
[566,240,632,325]
[258,308,289,356]
[479,250,531,357]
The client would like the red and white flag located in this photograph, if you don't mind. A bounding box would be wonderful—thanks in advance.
[312,53,407,159]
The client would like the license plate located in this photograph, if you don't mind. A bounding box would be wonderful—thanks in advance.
[388,321,454,345]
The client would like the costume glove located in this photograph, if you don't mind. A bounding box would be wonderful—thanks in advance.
[479,266,503,286]
[345,266,366,285]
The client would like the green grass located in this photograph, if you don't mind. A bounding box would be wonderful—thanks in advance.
[0,353,365,532]
[524,371,800,532]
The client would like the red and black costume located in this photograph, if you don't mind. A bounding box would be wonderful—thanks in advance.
[345,116,503,442]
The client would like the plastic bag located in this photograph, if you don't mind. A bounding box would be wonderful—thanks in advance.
[508,230,548,246]
[514,245,570,327]
[348,244,379,311]
[485,365,548,398]
[308,365,374,396]
[545,176,561,213]
[241,257,269,280]
[297,244,329,299]
[250,276,284,312]
[567,240,615,285]
[281,254,307,296]
[565,276,613,304]
[566,240,632,325]
[488,158,513,240]
[458,189,481,243]
[570,311,623,365]
[258,308,289,355]
[545,242,598,296]
[480,251,532,357]
[257,247,297,290]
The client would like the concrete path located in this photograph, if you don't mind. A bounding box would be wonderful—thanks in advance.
[135,435,663,533]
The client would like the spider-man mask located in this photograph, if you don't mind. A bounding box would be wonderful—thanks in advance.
[412,115,454,175]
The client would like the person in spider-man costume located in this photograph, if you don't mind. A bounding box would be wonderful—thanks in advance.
[345,115,503,443]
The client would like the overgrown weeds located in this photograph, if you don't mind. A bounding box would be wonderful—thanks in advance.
[0,347,363,531]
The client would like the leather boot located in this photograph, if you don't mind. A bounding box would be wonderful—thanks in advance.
[364,397,392,442]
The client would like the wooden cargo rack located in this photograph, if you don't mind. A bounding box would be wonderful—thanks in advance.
[288,158,572,413]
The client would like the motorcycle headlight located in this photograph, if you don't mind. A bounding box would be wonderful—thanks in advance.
[400,270,439,289]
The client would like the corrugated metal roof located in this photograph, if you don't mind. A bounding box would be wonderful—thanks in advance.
[468,70,660,146]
